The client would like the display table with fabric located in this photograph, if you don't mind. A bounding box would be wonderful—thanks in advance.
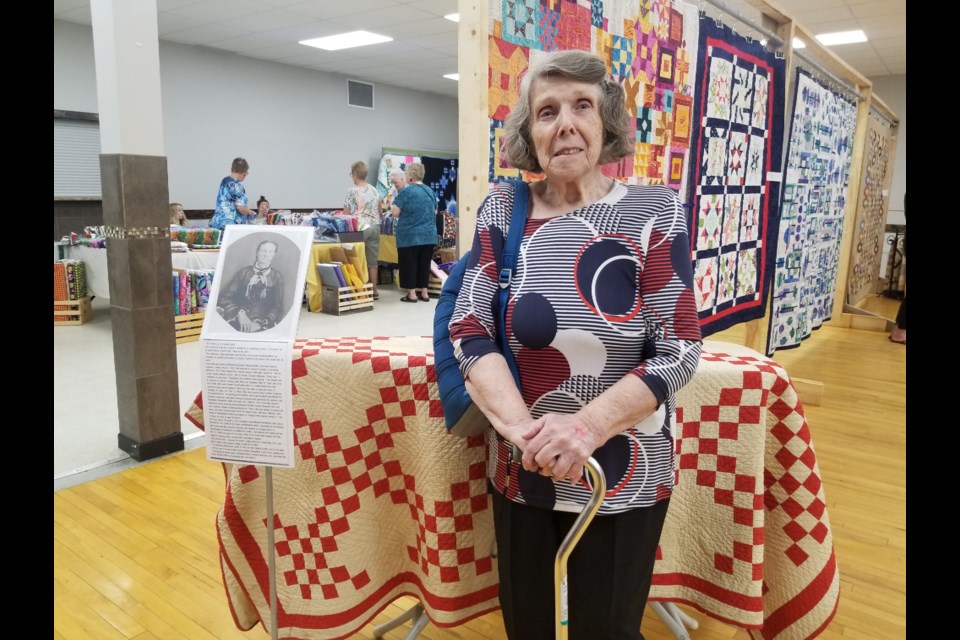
[64,245,220,299]
[378,234,398,264]
[304,242,368,312]
[185,338,838,640]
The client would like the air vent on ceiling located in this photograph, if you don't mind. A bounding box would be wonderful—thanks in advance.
[348,80,374,109]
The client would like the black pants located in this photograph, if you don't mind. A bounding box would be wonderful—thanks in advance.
[397,244,434,290]
[895,294,906,330]
[492,491,670,640]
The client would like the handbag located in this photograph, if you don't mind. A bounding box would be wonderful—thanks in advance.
[432,180,528,436]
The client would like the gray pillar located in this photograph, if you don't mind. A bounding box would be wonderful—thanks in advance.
[91,0,182,461]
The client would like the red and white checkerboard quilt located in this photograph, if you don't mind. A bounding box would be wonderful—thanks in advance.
[187,337,838,640]
[655,340,839,639]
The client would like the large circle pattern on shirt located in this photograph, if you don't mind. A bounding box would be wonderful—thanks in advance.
[512,292,557,349]
[593,435,639,498]
[670,231,694,290]
[574,235,641,321]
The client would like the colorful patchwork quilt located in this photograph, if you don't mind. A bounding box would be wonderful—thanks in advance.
[766,68,857,354]
[846,112,893,305]
[488,0,700,195]
[687,17,785,336]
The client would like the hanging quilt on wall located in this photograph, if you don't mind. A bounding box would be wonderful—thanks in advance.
[376,153,420,201]
[846,112,893,305]
[421,155,459,213]
[487,0,700,198]
[686,16,785,336]
[766,68,857,355]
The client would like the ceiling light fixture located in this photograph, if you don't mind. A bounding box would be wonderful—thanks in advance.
[443,73,459,81]
[299,31,392,51]
[792,37,806,49]
[815,29,868,46]
[444,13,460,22]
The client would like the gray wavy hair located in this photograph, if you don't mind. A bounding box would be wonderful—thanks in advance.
[503,50,633,173]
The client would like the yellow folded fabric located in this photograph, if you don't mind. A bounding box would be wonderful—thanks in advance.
[341,263,364,293]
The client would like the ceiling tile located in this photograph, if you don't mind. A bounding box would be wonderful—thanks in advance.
[157,12,206,35]
[208,32,283,52]
[847,1,904,19]
[162,24,253,45]
[792,7,855,26]
[168,0,266,21]
[289,0,398,19]
[329,6,437,30]
[424,43,458,56]
[405,0,459,17]
[218,9,311,31]
[242,42,313,59]
[258,20,343,41]
[379,17,455,38]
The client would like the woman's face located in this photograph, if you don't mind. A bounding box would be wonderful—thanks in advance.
[256,242,277,266]
[391,174,406,190]
[528,77,605,182]
[258,201,270,215]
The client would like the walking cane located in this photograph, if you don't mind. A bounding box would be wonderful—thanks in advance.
[511,447,606,640]
[555,457,605,640]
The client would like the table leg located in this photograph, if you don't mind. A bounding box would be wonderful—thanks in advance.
[372,603,429,639]
[650,602,697,640]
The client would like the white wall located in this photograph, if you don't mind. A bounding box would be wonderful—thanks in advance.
[867,74,906,224]
[53,20,458,210]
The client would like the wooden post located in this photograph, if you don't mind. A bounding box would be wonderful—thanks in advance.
[456,0,489,258]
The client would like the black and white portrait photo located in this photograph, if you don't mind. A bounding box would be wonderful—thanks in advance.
[204,227,312,339]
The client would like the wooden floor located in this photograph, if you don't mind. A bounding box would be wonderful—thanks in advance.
[53,295,906,640]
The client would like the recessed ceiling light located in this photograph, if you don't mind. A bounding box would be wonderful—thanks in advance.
[792,37,806,49]
[299,31,392,51]
[443,73,459,81]
[815,29,868,46]
[444,13,460,22]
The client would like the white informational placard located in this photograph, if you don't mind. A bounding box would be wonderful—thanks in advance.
[200,225,314,468]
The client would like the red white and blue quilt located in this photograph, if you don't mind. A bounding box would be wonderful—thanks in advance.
[687,17,785,336]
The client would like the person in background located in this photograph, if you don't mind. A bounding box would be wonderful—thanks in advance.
[256,196,271,222]
[889,192,906,345]
[382,168,407,214]
[169,202,187,226]
[447,50,702,639]
[391,162,437,303]
[343,161,382,299]
[210,157,255,230]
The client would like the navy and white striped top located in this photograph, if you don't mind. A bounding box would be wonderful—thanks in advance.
[449,181,702,514]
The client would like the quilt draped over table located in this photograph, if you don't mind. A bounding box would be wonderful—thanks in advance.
[187,337,838,640]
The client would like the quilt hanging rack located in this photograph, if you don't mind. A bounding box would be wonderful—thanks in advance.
[794,50,865,102]
[868,104,897,128]
[699,0,784,49]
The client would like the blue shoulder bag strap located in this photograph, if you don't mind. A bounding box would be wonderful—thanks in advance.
[497,179,528,389]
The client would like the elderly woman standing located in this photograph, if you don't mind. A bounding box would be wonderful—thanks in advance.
[448,50,702,639]
[382,168,407,214]
[343,161,382,299]
[391,162,437,303]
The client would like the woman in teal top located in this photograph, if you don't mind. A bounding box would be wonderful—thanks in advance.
[391,162,438,303]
